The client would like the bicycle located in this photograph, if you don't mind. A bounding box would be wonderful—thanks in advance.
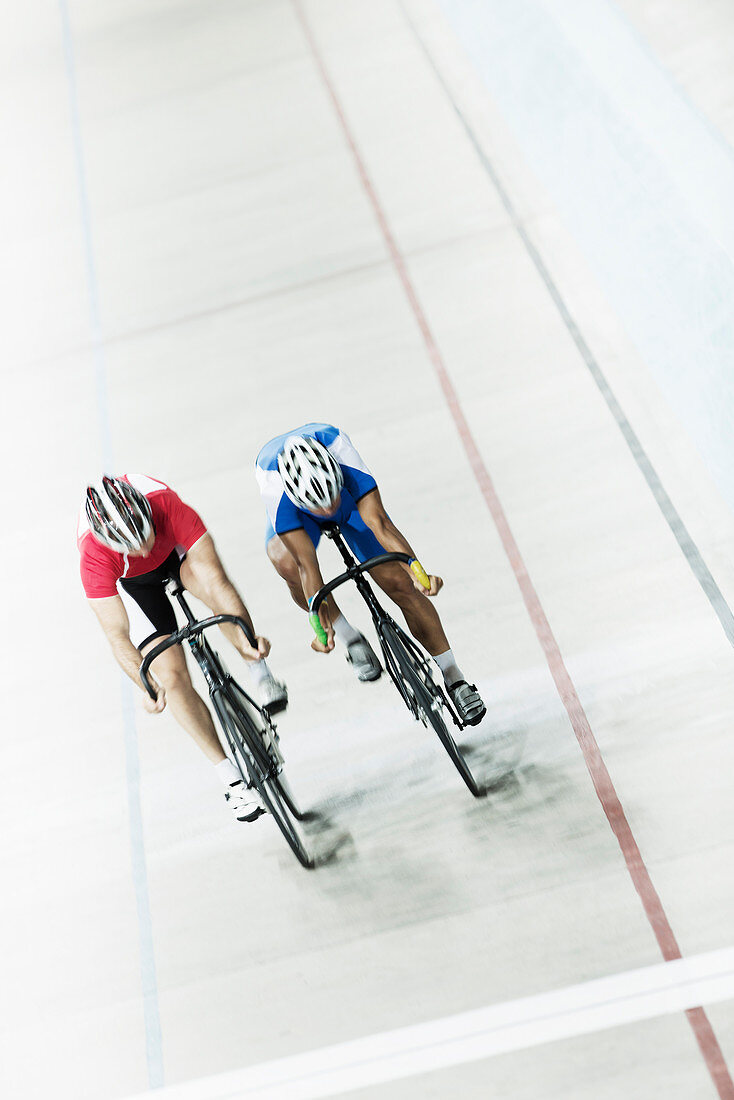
[139,575,315,868]
[310,524,486,797]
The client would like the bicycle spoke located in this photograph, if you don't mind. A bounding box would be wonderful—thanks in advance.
[227,679,286,768]
[217,690,314,867]
[258,779,314,868]
[378,622,483,797]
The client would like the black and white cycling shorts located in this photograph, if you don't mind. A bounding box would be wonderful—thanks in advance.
[118,549,184,651]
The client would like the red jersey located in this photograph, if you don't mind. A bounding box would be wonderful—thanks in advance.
[78,474,207,598]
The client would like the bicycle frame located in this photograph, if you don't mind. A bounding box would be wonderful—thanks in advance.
[138,578,274,760]
[136,575,318,865]
[312,524,464,730]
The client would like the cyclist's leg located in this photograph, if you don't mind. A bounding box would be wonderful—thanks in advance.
[337,510,446,654]
[179,534,263,660]
[141,638,227,763]
[148,641,265,818]
[141,638,265,817]
[266,515,379,676]
[266,515,338,617]
[121,567,229,762]
[266,528,313,612]
[339,509,447,644]
[369,558,449,654]
[365,557,484,720]
[181,532,288,711]
[177,537,245,643]
[368,561,485,721]
[342,512,485,721]
[122,567,264,814]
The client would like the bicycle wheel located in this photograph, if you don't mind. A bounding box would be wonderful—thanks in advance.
[215,691,314,868]
[226,680,308,821]
[377,620,483,797]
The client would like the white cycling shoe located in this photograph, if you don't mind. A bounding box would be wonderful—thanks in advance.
[258,675,289,714]
[448,680,486,726]
[225,779,266,823]
[346,635,382,682]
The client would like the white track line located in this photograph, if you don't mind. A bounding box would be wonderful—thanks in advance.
[124,946,734,1099]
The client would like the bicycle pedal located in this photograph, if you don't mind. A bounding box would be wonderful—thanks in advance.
[262,697,288,716]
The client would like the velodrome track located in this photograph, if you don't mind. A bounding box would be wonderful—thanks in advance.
[3,1,734,1096]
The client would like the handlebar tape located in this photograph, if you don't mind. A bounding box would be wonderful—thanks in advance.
[409,558,431,590]
[308,610,329,645]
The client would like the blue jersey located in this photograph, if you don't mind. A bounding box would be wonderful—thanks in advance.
[255,423,377,537]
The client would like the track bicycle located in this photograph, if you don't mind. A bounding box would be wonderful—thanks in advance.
[139,575,315,868]
[310,524,485,797]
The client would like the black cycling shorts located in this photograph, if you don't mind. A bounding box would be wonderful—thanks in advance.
[119,550,183,651]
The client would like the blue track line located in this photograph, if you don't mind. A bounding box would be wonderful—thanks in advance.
[58,0,164,1087]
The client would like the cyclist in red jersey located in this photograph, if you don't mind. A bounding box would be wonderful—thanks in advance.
[79,474,287,822]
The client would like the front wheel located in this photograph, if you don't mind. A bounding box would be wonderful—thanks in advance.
[273,772,309,821]
[227,681,309,822]
[257,775,315,868]
[378,621,484,797]
[216,692,315,868]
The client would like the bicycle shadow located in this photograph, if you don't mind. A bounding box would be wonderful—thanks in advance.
[459,722,529,793]
[284,671,578,866]
[304,720,529,836]
[275,805,355,868]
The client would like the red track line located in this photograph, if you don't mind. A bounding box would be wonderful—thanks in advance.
[293,3,734,1094]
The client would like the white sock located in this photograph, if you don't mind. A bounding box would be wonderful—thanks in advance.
[215,757,242,787]
[332,613,362,647]
[247,658,272,686]
[433,649,464,687]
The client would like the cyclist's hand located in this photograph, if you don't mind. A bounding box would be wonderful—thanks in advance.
[311,629,334,653]
[143,685,166,715]
[409,559,442,597]
[309,610,335,653]
[241,634,270,661]
[413,573,443,597]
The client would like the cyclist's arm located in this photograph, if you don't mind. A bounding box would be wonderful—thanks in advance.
[279,527,335,651]
[357,489,442,596]
[279,528,327,603]
[88,595,164,705]
[356,488,416,558]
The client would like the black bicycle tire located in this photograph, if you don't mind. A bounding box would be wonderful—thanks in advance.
[225,680,308,821]
[257,777,314,869]
[378,621,482,797]
[273,773,307,821]
[217,692,314,868]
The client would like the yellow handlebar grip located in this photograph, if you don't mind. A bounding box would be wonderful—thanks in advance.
[410,559,431,590]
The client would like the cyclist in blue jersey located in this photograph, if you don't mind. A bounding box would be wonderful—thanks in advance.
[255,424,485,725]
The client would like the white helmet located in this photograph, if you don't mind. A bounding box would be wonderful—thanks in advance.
[277,436,344,512]
[85,475,154,553]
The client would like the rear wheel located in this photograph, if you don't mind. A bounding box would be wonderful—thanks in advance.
[216,692,314,868]
[378,621,483,797]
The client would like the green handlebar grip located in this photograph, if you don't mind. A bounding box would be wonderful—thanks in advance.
[309,611,328,645]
